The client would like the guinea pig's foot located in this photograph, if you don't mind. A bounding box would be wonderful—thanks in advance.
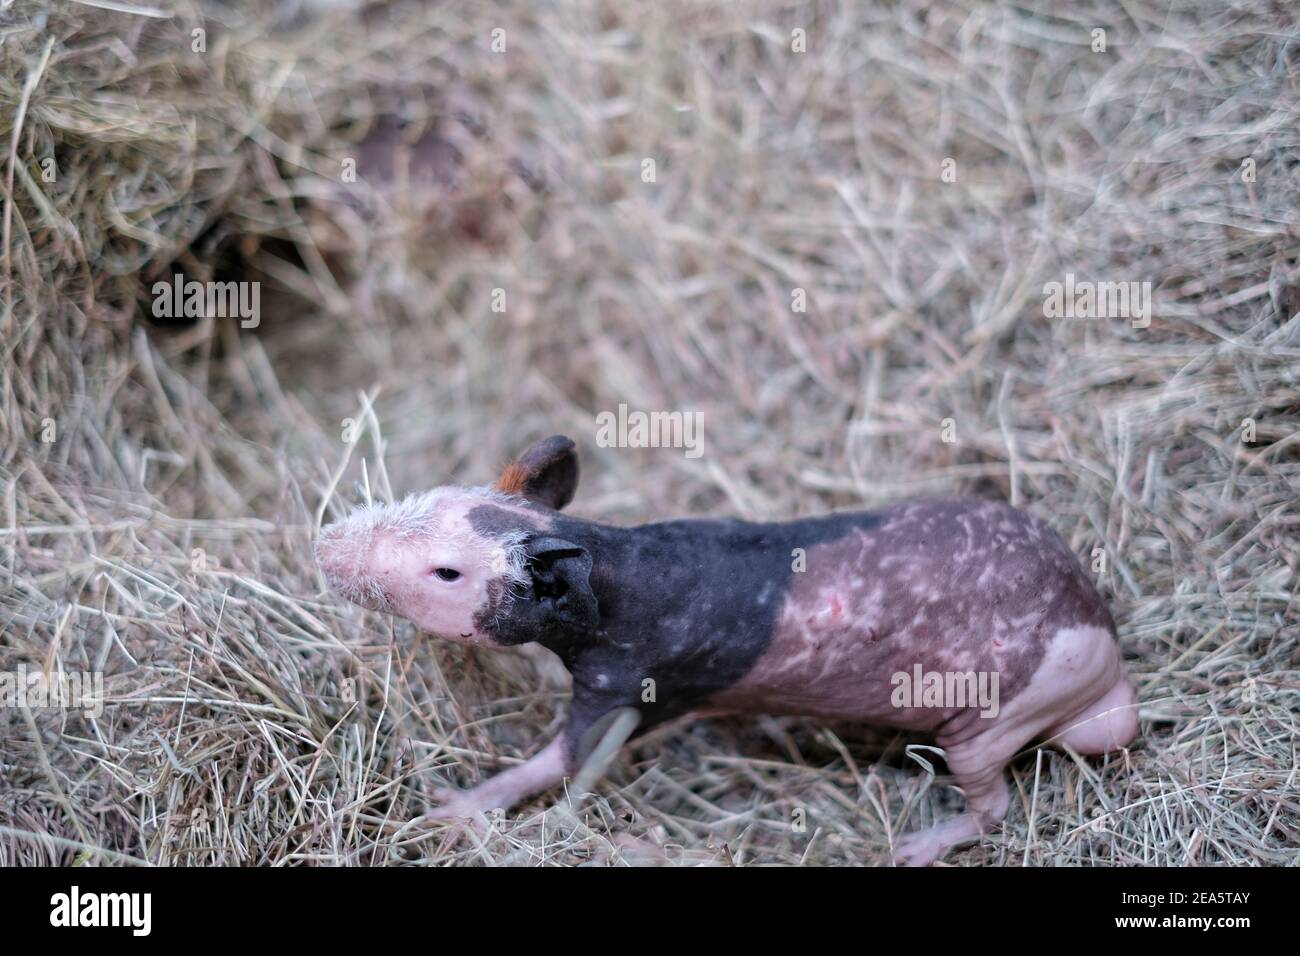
[893,814,985,867]
[419,787,500,834]
[895,734,1017,865]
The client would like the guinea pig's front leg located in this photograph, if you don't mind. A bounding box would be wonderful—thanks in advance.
[424,735,568,826]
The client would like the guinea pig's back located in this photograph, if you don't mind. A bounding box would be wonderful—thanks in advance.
[707,497,1118,728]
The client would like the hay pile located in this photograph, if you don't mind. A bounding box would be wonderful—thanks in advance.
[1,0,1296,865]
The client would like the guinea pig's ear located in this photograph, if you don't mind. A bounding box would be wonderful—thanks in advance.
[525,536,598,632]
[495,435,579,510]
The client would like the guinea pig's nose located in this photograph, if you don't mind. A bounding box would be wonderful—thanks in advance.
[314,528,355,589]
[314,527,394,612]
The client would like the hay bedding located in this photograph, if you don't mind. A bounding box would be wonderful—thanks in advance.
[0,0,1296,866]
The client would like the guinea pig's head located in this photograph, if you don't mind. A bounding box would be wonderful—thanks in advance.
[314,435,596,646]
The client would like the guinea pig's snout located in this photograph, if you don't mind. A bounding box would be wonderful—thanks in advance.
[313,529,349,588]
[314,526,390,610]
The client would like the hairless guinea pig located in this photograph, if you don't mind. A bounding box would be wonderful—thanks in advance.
[315,435,1139,865]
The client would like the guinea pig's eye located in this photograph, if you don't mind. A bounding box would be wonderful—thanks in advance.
[432,568,462,582]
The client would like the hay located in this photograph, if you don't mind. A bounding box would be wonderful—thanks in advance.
[1,0,1296,866]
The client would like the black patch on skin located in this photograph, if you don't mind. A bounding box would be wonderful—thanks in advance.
[469,502,542,538]
[467,503,547,644]
[474,533,599,646]
[471,500,879,770]
[524,537,599,633]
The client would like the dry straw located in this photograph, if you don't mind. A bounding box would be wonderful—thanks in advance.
[0,0,1296,865]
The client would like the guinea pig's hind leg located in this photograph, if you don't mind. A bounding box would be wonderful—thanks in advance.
[892,725,1027,867]
[421,735,568,829]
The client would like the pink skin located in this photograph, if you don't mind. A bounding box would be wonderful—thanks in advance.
[702,502,1140,865]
